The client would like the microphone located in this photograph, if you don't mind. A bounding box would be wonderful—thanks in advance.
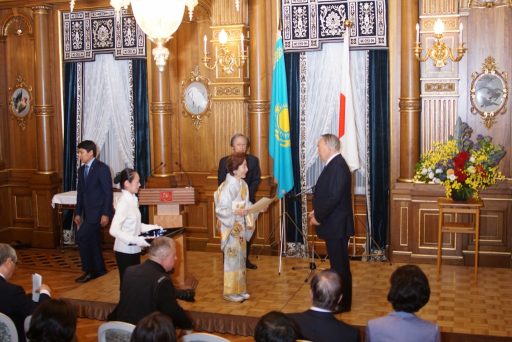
[175,161,192,188]
[143,161,166,189]
[292,185,315,198]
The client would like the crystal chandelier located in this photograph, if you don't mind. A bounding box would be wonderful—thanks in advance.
[69,0,198,72]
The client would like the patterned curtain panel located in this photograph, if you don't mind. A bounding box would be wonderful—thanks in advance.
[282,0,387,52]
[62,8,146,62]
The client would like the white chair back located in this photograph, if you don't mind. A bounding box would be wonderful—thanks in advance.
[0,312,18,342]
[24,315,31,335]
[97,321,135,342]
[180,332,230,342]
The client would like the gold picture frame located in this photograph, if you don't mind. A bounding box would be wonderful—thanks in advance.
[8,75,33,130]
[470,56,508,129]
[181,66,211,129]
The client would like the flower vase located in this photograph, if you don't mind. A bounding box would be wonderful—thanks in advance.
[451,187,473,201]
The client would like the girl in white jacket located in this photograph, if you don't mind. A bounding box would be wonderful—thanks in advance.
[109,168,161,285]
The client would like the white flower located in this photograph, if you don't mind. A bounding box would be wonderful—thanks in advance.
[448,174,457,181]
[467,166,476,173]
[435,168,442,174]
[433,178,441,184]
[470,156,475,163]
[421,168,428,175]
[428,171,435,179]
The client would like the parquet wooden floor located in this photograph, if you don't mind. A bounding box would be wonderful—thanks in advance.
[10,248,512,341]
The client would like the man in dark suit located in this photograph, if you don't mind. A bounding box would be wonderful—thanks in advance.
[288,270,359,342]
[218,133,261,269]
[0,243,51,342]
[309,133,354,312]
[73,140,113,283]
[108,237,193,331]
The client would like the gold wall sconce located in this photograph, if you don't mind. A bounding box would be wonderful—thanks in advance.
[414,19,467,68]
[202,28,247,75]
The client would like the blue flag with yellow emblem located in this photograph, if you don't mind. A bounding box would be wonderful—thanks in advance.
[269,32,294,199]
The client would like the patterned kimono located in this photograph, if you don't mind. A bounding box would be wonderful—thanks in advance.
[214,173,256,296]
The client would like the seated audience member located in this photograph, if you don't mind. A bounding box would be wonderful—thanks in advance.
[26,299,77,342]
[130,312,176,342]
[288,270,359,342]
[255,311,299,342]
[0,243,51,342]
[366,264,440,342]
[108,237,193,331]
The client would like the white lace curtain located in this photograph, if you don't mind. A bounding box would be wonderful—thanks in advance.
[303,44,369,194]
[82,54,135,181]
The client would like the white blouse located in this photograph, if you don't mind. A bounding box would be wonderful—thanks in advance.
[109,190,156,254]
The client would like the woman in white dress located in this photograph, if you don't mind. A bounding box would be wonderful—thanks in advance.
[109,168,162,285]
[214,153,258,302]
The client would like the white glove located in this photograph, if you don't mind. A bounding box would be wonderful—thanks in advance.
[132,236,150,247]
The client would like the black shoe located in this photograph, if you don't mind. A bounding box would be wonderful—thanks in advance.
[333,305,351,314]
[246,260,257,270]
[93,271,107,279]
[75,273,93,283]
[176,289,196,302]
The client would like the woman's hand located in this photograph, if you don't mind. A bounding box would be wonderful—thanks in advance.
[234,208,248,216]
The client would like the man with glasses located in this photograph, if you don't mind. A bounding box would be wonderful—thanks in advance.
[0,243,51,342]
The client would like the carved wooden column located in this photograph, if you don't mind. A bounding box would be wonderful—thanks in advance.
[148,41,175,187]
[31,5,60,247]
[398,0,421,181]
[32,5,55,173]
[248,0,270,176]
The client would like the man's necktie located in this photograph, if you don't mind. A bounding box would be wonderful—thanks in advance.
[85,165,90,178]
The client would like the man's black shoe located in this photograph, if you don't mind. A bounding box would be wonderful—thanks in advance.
[75,273,93,283]
[333,305,351,314]
[246,260,258,269]
[93,271,107,279]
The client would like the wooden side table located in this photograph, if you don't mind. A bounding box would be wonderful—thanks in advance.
[437,197,484,276]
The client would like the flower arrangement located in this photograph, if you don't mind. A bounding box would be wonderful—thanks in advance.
[414,117,506,200]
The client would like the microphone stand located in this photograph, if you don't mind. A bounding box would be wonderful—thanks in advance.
[174,161,193,188]
[290,186,326,283]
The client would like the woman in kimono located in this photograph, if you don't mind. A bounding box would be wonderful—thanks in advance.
[214,152,257,302]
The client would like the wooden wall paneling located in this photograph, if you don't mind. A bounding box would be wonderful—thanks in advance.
[466,7,511,177]
[0,25,6,168]
[5,22,37,170]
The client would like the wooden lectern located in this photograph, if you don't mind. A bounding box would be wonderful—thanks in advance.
[138,187,196,289]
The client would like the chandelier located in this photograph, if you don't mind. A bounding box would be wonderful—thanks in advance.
[69,0,198,72]
[202,28,247,74]
[414,19,467,68]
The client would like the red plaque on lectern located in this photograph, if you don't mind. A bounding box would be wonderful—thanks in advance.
[160,191,173,202]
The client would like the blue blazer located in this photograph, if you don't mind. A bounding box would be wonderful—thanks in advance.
[0,277,50,342]
[313,154,354,239]
[75,158,113,223]
[289,309,359,342]
[366,311,440,342]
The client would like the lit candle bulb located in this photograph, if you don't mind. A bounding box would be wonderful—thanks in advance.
[459,22,463,42]
[203,35,207,55]
[416,23,420,43]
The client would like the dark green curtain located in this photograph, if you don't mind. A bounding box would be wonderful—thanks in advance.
[283,52,303,243]
[63,62,79,231]
[132,59,150,223]
[368,50,390,249]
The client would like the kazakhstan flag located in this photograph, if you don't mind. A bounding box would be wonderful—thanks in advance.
[269,32,294,199]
